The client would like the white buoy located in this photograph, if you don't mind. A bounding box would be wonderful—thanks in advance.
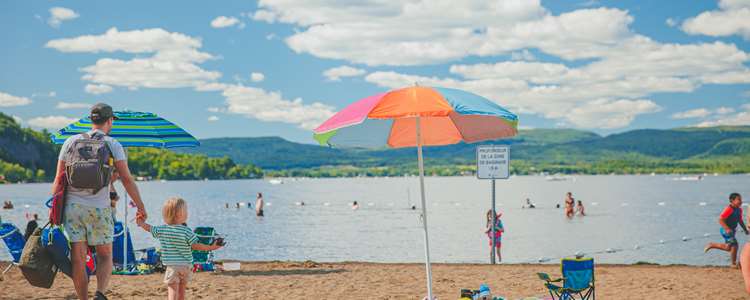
[538,257,548,263]
[323,202,330,206]
[634,245,641,250]
[266,203,272,206]
[574,251,584,257]
[659,239,665,244]
[591,202,599,206]
[605,248,616,253]
[657,202,666,206]
[24,204,30,208]
[703,233,710,237]
[682,236,690,241]
[699,202,707,206]
[454,203,461,206]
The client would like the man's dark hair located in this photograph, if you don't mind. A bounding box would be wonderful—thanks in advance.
[730,193,742,201]
[91,117,109,125]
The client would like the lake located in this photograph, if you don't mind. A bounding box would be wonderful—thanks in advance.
[1,175,748,266]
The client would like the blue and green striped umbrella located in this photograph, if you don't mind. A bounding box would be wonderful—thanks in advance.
[50,111,199,148]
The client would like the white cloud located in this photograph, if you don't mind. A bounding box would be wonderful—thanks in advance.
[222,84,335,130]
[207,107,223,113]
[211,16,244,29]
[566,99,662,129]
[250,72,265,82]
[717,107,736,115]
[665,18,678,27]
[207,115,220,122]
[0,91,32,107]
[48,7,79,28]
[56,102,91,109]
[48,91,57,97]
[46,27,221,89]
[265,33,278,40]
[697,110,750,127]
[256,1,639,66]
[510,49,536,61]
[682,0,750,40]
[323,66,366,81]
[27,116,77,129]
[671,108,711,119]
[84,84,113,95]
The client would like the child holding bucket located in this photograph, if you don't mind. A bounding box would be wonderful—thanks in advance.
[485,210,504,262]
[136,197,223,300]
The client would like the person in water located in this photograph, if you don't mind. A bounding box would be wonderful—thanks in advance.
[485,210,504,262]
[706,193,748,268]
[576,200,586,216]
[524,198,535,209]
[352,201,359,210]
[255,193,264,217]
[564,192,575,218]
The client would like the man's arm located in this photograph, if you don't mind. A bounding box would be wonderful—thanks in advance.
[191,243,222,251]
[114,160,146,219]
[51,160,66,194]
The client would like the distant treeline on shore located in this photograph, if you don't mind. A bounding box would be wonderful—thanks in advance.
[5,111,750,183]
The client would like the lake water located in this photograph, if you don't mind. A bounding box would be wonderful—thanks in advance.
[1,175,749,266]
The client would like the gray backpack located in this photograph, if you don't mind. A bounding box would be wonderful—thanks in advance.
[65,132,113,193]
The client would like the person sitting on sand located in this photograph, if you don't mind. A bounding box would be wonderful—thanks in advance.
[564,192,575,218]
[24,213,39,241]
[136,197,223,300]
[485,210,504,262]
[705,193,748,268]
[576,200,586,216]
[255,193,264,217]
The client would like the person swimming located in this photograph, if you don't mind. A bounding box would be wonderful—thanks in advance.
[352,201,359,210]
[576,200,586,216]
[524,198,536,209]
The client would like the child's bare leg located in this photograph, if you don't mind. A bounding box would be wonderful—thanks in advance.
[167,283,180,300]
[732,245,739,267]
[705,243,732,252]
[741,243,750,294]
[496,247,502,262]
[178,282,187,300]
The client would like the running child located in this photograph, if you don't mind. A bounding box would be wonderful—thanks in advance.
[705,193,748,268]
[136,197,223,300]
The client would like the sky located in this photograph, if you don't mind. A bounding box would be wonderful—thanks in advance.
[0,0,749,144]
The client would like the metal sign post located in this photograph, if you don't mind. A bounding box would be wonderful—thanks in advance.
[477,145,510,264]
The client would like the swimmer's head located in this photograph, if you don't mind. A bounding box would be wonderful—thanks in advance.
[730,193,742,207]
[162,197,188,225]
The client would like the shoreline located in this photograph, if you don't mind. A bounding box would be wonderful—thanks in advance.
[1,260,745,299]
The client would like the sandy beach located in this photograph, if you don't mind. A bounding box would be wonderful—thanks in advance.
[0,261,745,299]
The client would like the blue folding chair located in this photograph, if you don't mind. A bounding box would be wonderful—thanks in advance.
[0,223,25,281]
[538,257,595,300]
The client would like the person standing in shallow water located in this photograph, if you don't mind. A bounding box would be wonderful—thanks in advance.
[485,210,504,262]
[706,193,747,268]
[255,193,264,217]
[564,192,575,218]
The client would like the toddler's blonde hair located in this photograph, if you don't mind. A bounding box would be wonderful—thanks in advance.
[162,197,187,225]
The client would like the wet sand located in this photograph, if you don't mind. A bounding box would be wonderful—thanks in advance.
[0,261,745,299]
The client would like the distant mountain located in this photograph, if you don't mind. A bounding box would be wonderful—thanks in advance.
[177,126,750,171]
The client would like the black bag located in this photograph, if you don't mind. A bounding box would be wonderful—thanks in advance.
[18,225,57,288]
[65,132,113,193]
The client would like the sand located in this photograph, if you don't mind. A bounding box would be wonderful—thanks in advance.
[0,261,746,299]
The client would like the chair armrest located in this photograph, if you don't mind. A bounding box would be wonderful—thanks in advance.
[537,272,563,282]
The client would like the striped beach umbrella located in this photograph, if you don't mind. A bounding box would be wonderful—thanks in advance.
[50,111,199,148]
[313,86,518,299]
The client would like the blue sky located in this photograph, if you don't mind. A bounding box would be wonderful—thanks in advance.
[1,0,749,143]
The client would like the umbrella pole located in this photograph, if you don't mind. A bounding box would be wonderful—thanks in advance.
[123,191,128,270]
[416,116,434,300]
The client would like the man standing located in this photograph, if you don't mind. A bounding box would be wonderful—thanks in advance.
[52,103,147,300]
[705,193,748,268]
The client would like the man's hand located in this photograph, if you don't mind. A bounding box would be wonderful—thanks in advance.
[136,206,147,221]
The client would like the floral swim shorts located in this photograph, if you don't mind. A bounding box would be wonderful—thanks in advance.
[63,202,115,246]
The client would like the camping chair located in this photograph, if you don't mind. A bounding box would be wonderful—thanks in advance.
[0,223,25,281]
[537,257,595,300]
[192,227,217,272]
[113,221,136,269]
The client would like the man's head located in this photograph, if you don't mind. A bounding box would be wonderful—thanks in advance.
[730,193,742,207]
[90,103,117,133]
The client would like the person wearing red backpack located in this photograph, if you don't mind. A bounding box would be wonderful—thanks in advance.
[51,103,147,300]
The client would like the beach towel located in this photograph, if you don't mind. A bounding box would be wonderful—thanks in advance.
[49,171,68,225]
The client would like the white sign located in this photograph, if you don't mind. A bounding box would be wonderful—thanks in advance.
[477,145,510,179]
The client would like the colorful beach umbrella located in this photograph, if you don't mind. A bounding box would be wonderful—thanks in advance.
[50,111,199,148]
[50,110,199,271]
[313,86,518,299]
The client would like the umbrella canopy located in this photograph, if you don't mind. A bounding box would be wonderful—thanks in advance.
[313,86,518,147]
[313,86,518,299]
[50,111,199,148]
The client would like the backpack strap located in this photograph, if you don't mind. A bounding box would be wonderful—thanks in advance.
[80,132,91,139]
